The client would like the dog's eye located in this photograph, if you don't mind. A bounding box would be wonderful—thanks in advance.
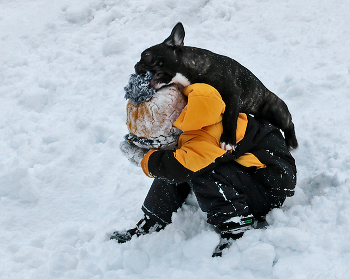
[142,52,154,65]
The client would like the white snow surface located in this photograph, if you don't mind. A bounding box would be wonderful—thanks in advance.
[1,0,350,278]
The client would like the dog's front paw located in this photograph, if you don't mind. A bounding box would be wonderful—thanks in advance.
[220,132,236,151]
[220,142,235,152]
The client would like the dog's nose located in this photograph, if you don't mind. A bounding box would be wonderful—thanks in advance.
[134,62,144,74]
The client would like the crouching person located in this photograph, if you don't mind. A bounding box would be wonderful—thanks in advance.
[111,83,297,257]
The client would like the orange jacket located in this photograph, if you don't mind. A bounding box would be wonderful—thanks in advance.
[140,83,296,197]
[141,83,265,176]
[172,83,226,172]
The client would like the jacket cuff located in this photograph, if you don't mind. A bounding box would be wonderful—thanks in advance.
[141,150,157,178]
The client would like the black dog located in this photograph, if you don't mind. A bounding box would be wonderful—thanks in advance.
[135,22,298,150]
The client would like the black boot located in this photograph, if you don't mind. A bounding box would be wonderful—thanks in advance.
[110,215,165,243]
[212,214,254,257]
[253,215,269,229]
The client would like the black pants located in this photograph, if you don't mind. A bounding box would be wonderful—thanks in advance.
[142,161,285,226]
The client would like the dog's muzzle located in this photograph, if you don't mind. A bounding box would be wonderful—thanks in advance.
[135,62,147,74]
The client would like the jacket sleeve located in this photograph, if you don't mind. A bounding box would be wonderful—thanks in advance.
[140,117,259,183]
[141,148,234,184]
[141,115,296,196]
[232,116,297,197]
[247,127,296,197]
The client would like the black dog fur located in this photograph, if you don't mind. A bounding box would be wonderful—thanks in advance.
[135,22,298,150]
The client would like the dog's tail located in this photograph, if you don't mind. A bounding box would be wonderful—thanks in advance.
[258,90,298,150]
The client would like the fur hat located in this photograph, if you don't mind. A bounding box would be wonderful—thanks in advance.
[124,73,187,149]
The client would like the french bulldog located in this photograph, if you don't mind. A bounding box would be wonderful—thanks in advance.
[135,22,298,150]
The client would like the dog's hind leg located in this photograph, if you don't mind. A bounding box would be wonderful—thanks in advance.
[258,91,298,150]
[283,121,298,150]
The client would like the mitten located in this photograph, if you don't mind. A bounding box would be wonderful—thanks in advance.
[119,140,149,167]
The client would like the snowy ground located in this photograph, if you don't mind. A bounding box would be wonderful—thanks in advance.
[1,0,350,278]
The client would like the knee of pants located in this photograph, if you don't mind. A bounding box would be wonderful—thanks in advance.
[143,179,191,224]
[190,162,282,221]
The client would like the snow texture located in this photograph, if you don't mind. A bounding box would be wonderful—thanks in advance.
[1,0,350,278]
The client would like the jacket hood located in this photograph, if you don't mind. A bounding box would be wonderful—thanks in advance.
[174,83,226,131]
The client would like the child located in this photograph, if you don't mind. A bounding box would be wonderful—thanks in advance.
[112,83,296,257]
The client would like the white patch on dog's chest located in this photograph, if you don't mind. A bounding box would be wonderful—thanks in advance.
[171,73,191,87]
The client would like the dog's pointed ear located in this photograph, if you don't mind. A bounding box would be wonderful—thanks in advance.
[163,22,185,47]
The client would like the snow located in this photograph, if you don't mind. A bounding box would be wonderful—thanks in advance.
[1,0,350,278]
